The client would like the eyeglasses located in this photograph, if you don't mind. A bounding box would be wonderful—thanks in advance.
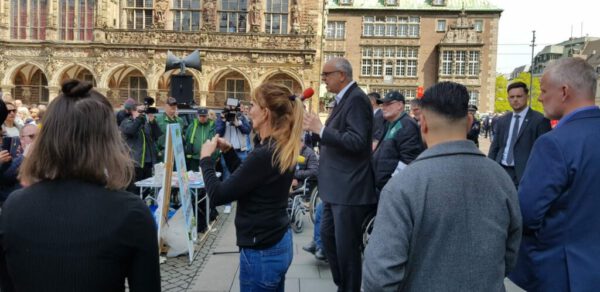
[320,71,341,78]
[7,109,16,113]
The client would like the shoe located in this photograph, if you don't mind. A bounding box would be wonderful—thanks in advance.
[315,248,327,261]
[302,241,317,254]
[223,205,231,214]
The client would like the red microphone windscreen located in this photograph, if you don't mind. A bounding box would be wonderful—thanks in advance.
[302,88,315,101]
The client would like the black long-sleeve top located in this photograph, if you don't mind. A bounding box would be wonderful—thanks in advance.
[0,179,160,292]
[200,138,293,249]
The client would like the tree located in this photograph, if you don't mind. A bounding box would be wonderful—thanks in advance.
[495,72,544,113]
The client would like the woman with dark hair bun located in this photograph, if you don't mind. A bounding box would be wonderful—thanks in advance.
[0,79,161,292]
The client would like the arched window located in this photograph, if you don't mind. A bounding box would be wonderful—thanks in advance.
[10,0,47,40]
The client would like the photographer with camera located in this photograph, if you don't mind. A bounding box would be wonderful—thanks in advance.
[119,102,162,193]
[216,98,251,213]
[157,97,186,160]
[116,98,137,126]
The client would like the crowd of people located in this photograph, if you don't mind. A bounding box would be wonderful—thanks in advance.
[0,55,598,292]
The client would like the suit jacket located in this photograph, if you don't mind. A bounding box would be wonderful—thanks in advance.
[487,108,551,182]
[363,140,521,291]
[319,83,377,205]
[509,107,600,291]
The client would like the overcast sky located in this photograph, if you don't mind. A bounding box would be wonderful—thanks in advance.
[489,0,600,73]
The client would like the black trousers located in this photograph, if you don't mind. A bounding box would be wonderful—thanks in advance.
[320,202,376,292]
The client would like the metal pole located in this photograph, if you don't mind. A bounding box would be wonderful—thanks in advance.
[530,30,536,105]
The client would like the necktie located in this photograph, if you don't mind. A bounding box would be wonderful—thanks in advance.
[506,114,520,165]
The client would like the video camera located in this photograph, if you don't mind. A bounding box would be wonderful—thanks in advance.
[138,97,159,114]
[222,97,241,123]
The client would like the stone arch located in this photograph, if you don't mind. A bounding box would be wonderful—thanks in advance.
[101,64,149,106]
[259,69,305,94]
[51,63,98,87]
[206,67,253,107]
[259,69,305,93]
[155,68,203,105]
[2,61,47,86]
[4,62,49,105]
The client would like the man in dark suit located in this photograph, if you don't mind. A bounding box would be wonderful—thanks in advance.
[303,57,377,292]
[488,81,551,187]
[509,57,600,291]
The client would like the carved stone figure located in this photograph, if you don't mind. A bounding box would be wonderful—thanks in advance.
[154,0,169,29]
[202,0,217,31]
[290,1,300,34]
[249,0,262,33]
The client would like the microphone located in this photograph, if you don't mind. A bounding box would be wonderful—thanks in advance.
[301,88,315,101]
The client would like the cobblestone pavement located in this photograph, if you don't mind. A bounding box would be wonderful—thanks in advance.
[159,208,231,292]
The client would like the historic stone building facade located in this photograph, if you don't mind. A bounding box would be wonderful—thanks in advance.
[0,0,324,109]
[325,0,501,112]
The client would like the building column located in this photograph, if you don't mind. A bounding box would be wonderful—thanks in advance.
[48,86,60,102]
[0,85,15,101]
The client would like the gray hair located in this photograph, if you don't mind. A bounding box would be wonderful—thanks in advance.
[544,57,597,99]
[332,58,353,80]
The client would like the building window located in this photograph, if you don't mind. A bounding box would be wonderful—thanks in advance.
[385,0,397,5]
[58,0,94,41]
[363,16,419,37]
[441,51,453,75]
[226,79,245,100]
[361,46,418,78]
[219,0,247,33]
[468,51,480,76]
[324,52,344,62]
[339,0,351,4]
[265,0,288,34]
[326,21,345,39]
[441,50,480,77]
[10,0,48,40]
[173,0,201,31]
[455,51,466,75]
[436,20,446,32]
[474,20,483,32]
[371,87,415,100]
[431,0,445,5]
[469,90,479,106]
[129,76,148,102]
[125,0,153,30]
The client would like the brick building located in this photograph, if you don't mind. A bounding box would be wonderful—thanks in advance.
[324,0,501,112]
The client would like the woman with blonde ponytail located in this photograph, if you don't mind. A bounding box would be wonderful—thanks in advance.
[199,82,304,291]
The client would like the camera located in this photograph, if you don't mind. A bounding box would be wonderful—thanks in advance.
[222,97,241,123]
[138,97,159,114]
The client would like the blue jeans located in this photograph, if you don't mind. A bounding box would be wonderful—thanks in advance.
[314,202,323,249]
[240,229,293,292]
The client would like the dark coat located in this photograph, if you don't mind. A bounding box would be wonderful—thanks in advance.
[119,116,162,166]
[509,107,600,291]
[372,108,385,141]
[319,82,376,205]
[488,108,551,182]
[371,112,424,192]
[295,145,318,181]
[467,118,481,146]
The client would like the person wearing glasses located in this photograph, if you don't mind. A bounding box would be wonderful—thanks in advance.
[303,57,377,292]
[1,103,20,138]
[371,91,424,194]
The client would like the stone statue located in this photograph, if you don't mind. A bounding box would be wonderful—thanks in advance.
[202,0,216,31]
[290,0,300,34]
[154,0,168,28]
[249,0,262,32]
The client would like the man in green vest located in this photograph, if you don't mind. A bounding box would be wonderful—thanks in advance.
[185,108,217,171]
[157,97,186,160]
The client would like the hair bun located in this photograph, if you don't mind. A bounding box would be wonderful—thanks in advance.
[61,79,93,98]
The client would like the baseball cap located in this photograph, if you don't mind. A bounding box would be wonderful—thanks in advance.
[197,108,208,116]
[381,91,405,104]
[166,97,178,106]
